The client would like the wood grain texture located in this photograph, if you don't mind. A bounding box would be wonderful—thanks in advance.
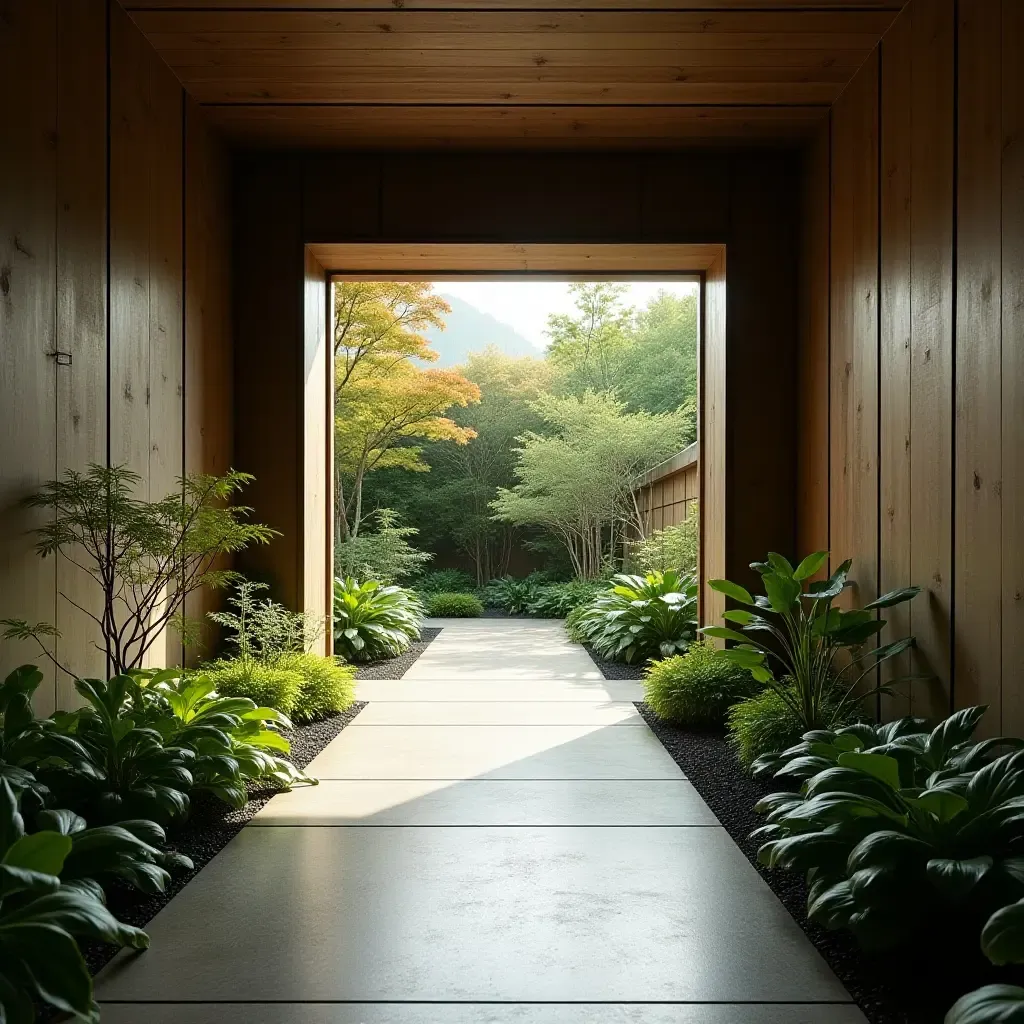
[207,105,825,150]
[797,119,830,565]
[908,0,954,720]
[1002,0,1024,735]
[702,249,727,633]
[182,99,235,665]
[110,3,155,486]
[954,0,1003,729]
[0,0,58,714]
[233,158,304,609]
[878,5,913,719]
[303,250,330,656]
[55,0,109,692]
[830,51,879,612]
[125,0,905,9]
[310,243,723,273]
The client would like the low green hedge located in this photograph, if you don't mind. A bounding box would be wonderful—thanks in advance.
[276,652,356,723]
[643,639,759,728]
[426,591,484,617]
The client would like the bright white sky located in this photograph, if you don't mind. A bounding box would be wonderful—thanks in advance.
[433,280,698,351]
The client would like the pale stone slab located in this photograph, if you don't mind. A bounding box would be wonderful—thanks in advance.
[355,680,645,702]
[304,723,683,779]
[251,779,717,826]
[99,1004,867,1023]
[95,826,852,1004]
[350,700,644,726]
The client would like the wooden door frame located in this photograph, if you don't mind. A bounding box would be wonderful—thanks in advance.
[304,242,727,633]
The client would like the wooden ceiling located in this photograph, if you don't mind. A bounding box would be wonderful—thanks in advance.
[122,0,904,149]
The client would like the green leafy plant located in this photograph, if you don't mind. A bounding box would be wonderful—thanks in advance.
[627,512,699,577]
[525,579,604,618]
[0,778,150,1023]
[946,902,1024,1022]
[750,707,1013,784]
[752,710,1024,951]
[728,685,857,769]
[426,592,484,618]
[414,568,476,595]
[644,638,759,727]
[336,508,433,584]
[275,653,355,723]
[203,661,304,718]
[41,675,195,825]
[2,465,275,677]
[483,575,544,614]
[139,670,313,807]
[703,551,920,741]
[564,604,590,644]
[333,577,424,662]
[572,570,698,664]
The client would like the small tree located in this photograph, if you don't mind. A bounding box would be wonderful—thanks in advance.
[2,464,275,676]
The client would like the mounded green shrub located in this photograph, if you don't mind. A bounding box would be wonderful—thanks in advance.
[643,639,759,727]
[204,659,305,716]
[415,568,476,595]
[276,652,356,723]
[427,592,484,618]
[727,684,854,769]
[333,577,424,662]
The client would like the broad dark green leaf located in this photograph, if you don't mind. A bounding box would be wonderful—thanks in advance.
[837,751,902,791]
[946,984,1024,1024]
[793,551,829,581]
[707,579,756,606]
[982,900,1024,966]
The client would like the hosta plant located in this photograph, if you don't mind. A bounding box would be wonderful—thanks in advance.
[753,705,1020,784]
[39,675,196,826]
[483,575,544,615]
[753,723,1024,950]
[525,580,604,619]
[333,577,424,662]
[573,571,698,664]
[0,779,149,1024]
[704,551,920,738]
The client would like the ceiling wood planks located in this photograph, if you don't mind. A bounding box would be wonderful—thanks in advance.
[121,2,904,148]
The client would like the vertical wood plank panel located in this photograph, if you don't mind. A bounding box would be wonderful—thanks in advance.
[955,0,1003,728]
[909,0,955,720]
[54,0,108,690]
[184,99,234,664]
[145,57,183,668]
[303,247,329,655]
[879,7,914,719]
[830,51,879,611]
[797,119,830,564]
[1002,0,1024,734]
[109,2,152,486]
[0,0,58,713]
[701,247,726,632]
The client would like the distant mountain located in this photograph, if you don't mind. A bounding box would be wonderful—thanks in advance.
[421,294,539,367]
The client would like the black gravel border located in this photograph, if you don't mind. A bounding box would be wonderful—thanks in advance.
[582,643,645,679]
[79,702,366,979]
[635,703,1024,1024]
[353,626,442,679]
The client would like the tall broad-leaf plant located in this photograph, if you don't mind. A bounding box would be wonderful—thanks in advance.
[702,552,920,733]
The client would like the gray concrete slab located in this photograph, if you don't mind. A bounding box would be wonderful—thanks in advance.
[355,679,646,702]
[251,779,718,826]
[96,825,851,1004]
[304,723,684,779]
[350,701,645,726]
[98,1004,867,1023]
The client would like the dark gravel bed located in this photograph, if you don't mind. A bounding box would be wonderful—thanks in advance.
[78,702,366,979]
[583,644,646,679]
[353,626,442,679]
[636,703,1024,1024]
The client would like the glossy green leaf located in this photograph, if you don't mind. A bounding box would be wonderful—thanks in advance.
[982,900,1024,966]
[793,551,829,581]
[707,579,755,606]
[945,985,1024,1024]
[837,752,902,791]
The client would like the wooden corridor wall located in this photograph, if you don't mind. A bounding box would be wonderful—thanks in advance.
[0,1,233,713]
[797,0,1024,734]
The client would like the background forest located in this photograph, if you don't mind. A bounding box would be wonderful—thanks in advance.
[334,280,698,584]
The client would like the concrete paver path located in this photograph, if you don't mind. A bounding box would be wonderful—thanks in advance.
[97,618,866,1022]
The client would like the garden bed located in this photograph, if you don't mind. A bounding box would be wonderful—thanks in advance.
[583,644,645,680]
[353,625,442,679]
[79,702,367,979]
[636,703,1024,1024]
